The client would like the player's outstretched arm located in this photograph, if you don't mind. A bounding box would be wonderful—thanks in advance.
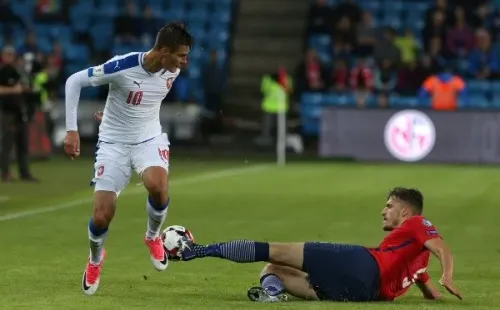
[64,69,93,159]
[64,58,122,159]
[65,69,92,131]
[424,238,462,300]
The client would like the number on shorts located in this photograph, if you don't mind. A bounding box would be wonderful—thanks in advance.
[126,91,143,106]
[402,268,427,288]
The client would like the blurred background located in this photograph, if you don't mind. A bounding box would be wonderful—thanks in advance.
[2,0,500,168]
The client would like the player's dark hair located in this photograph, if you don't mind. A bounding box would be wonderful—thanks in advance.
[387,187,424,214]
[154,21,194,51]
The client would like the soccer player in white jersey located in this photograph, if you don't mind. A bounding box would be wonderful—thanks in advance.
[63,22,194,295]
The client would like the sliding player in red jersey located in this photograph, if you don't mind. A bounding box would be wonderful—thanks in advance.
[178,187,462,303]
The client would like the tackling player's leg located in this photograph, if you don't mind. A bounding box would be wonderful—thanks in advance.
[180,241,304,268]
[180,241,380,302]
[141,165,169,271]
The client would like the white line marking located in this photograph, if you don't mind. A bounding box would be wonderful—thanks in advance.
[0,164,269,222]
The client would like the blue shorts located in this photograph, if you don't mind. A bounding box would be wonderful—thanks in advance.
[302,242,380,302]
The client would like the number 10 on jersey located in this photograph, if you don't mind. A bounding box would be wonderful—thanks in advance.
[126,91,143,106]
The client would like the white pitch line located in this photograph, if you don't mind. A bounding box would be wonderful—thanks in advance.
[0,164,269,222]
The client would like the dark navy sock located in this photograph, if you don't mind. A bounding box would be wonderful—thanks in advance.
[192,240,269,263]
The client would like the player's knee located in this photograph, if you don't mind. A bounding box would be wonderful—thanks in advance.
[262,263,300,278]
[147,179,167,196]
[269,243,305,270]
[261,263,283,277]
[143,167,168,198]
[92,191,117,227]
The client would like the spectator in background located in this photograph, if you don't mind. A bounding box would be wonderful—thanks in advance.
[349,57,373,108]
[296,49,326,92]
[394,28,419,64]
[47,41,62,80]
[396,60,428,96]
[33,59,58,144]
[356,11,378,57]
[468,29,500,79]
[374,27,400,65]
[428,36,446,70]
[16,32,43,80]
[140,6,163,46]
[307,0,333,34]
[0,0,26,34]
[424,0,451,27]
[0,46,38,182]
[35,0,63,23]
[329,58,349,92]
[373,59,396,108]
[420,54,439,76]
[114,0,139,44]
[470,2,490,28]
[333,16,355,55]
[373,59,397,98]
[446,6,475,58]
[422,10,447,51]
[18,32,38,56]
[332,0,362,25]
[488,8,500,42]
[419,65,466,111]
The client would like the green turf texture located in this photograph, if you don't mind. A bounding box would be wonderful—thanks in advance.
[0,157,497,309]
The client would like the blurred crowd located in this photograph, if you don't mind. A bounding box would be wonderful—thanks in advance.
[0,0,226,104]
[297,0,498,107]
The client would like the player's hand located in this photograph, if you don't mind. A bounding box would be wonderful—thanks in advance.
[64,131,80,160]
[94,111,103,123]
[439,276,462,300]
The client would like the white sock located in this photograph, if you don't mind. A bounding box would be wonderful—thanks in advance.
[88,219,108,264]
[146,196,168,239]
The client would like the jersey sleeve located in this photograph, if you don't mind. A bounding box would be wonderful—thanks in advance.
[65,56,128,131]
[407,216,441,247]
[65,69,91,131]
[417,271,430,283]
[87,57,125,86]
[412,251,430,283]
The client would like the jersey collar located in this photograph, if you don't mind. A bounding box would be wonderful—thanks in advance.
[139,52,152,76]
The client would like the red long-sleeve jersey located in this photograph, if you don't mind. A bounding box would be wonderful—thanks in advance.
[367,216,441,301]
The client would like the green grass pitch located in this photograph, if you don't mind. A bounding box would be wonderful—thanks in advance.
[1,157,499,309]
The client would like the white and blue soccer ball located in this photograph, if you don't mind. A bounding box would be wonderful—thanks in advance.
[161,225,195,260]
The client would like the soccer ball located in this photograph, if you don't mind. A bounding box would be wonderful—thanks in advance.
[161,225,195,260]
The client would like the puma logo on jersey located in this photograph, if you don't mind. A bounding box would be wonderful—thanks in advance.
[133,81,143,88]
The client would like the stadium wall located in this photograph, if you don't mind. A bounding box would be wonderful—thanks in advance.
[319,107,500,164]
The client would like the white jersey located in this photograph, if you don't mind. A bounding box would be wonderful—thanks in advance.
[65,52,179,144]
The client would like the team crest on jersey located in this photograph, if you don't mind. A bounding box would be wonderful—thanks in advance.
[92,65,104,77]
[422,219,432,227]
[166,77,173,90]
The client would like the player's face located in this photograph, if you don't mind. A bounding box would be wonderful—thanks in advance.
[381,197,408,231]
[161,45,190,72]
